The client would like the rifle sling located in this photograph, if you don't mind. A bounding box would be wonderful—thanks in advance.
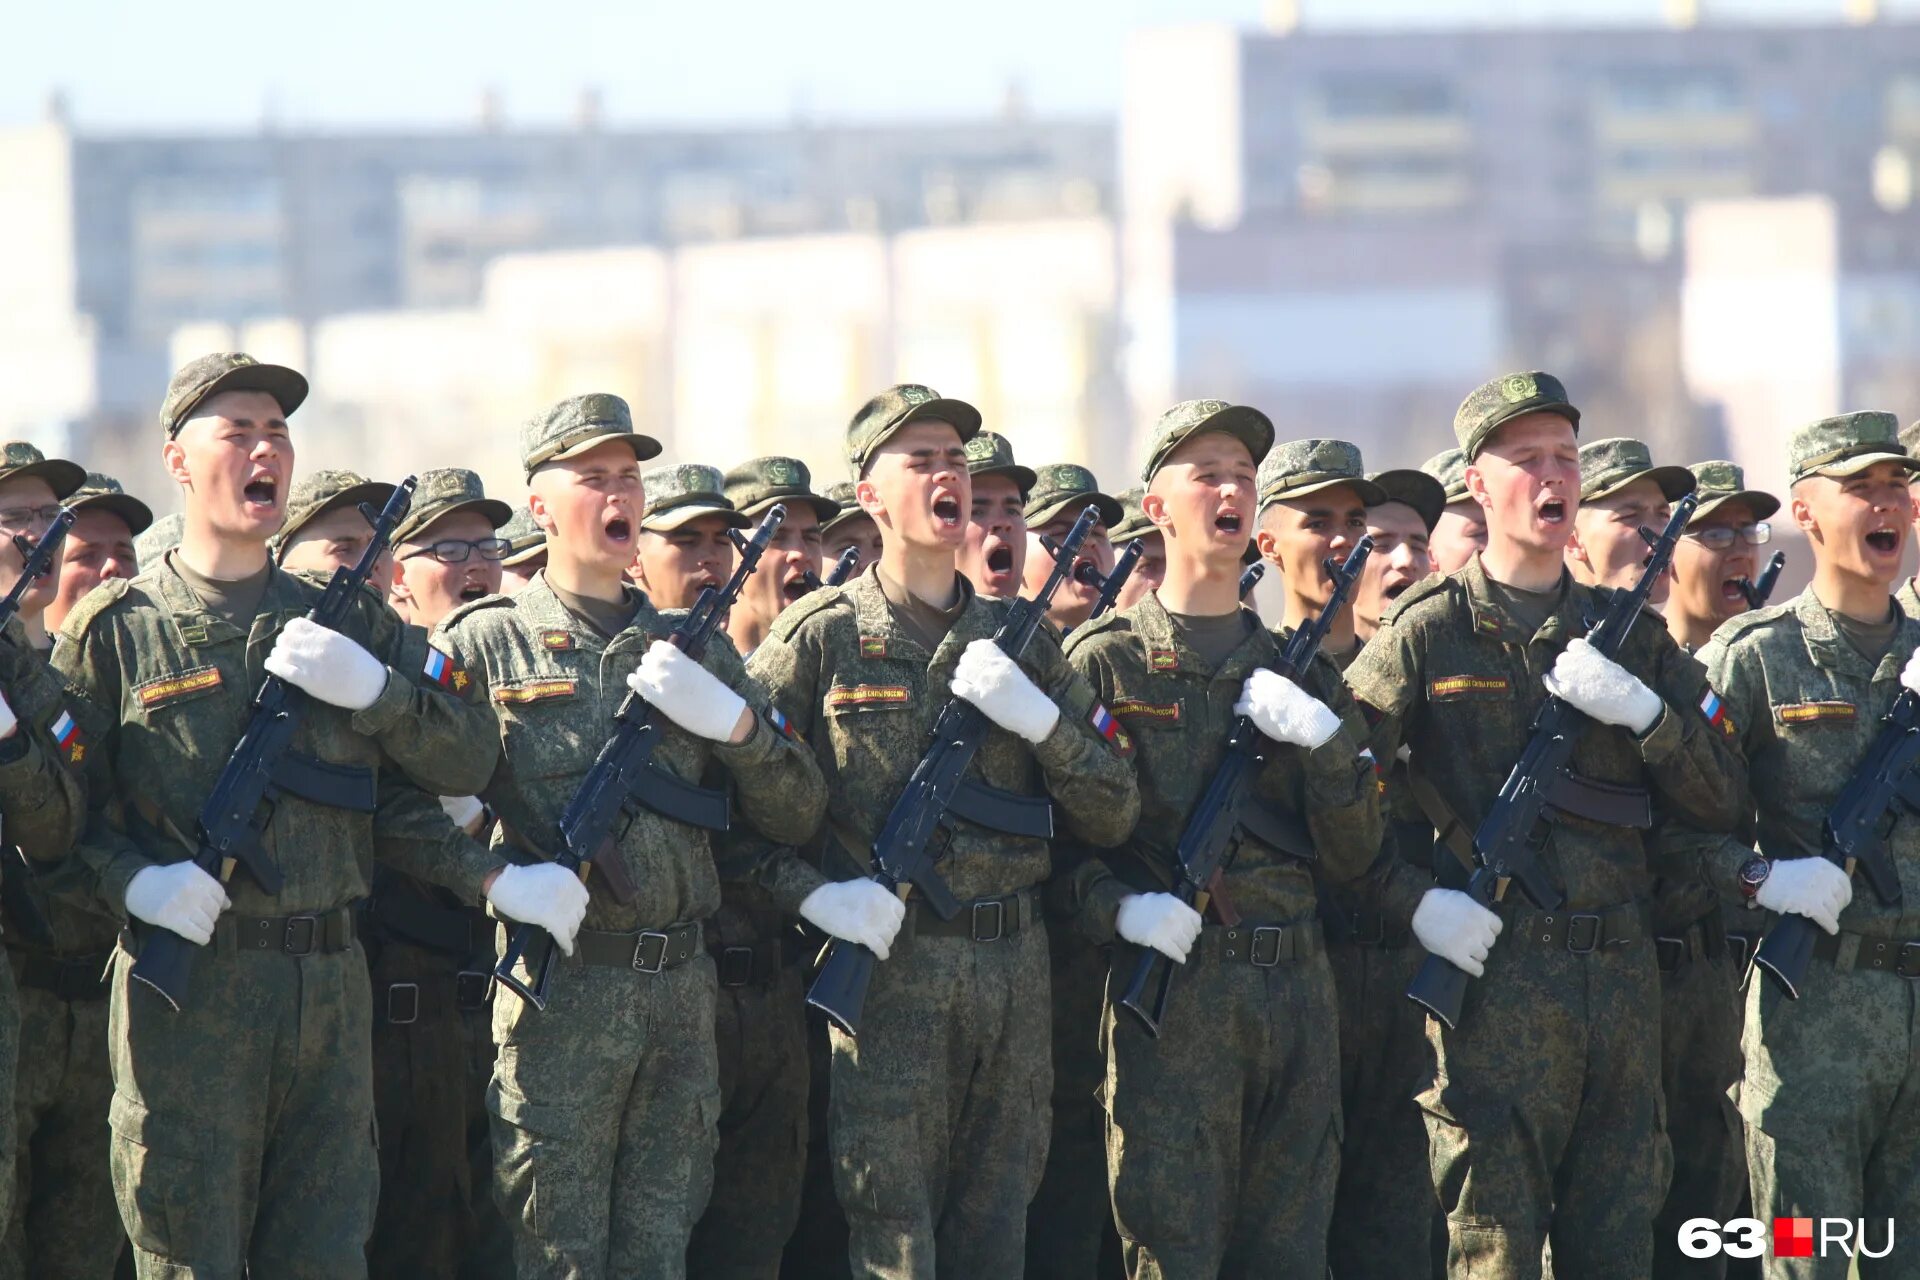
[1235,795,1315,862]
[948,778,1055,840]
[1541,770,1652,829]
[269,751,378,813]
[1407,769,1477,873]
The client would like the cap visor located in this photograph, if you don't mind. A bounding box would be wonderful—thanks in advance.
[1691,490,1782,524]
[902,398,983,442]
[278,481,397,551]
[1261,475,1389,509]
[69,491,155,535]
[739,494,843,526]
[545,430,664,469]
[501,540,547,568]
[400,497,516,544]
[969,463,1038,496]
[1026,493,1125,530]
[642,502,750,532]
[1809,450,1920,480]
[1586,465,1697,506]
[1146,406,1276,484]
[1370,469,1446,532]
[9,459,89,501]
[188,363,310,428]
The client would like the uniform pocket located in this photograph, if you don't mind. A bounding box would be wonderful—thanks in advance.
[489,1081,584,1241]
[109,1091,223,1263]
[1101,1077,1205,1247]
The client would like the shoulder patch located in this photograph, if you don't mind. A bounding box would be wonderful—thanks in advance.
[55,576,132,644]
[442,593,516,630]
[1381,572,1455,625]
[769,586,849,643]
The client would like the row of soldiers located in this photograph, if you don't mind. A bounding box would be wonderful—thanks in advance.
[0,350,1906,1280]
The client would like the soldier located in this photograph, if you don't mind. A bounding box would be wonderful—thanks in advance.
[819,481,882,577]
[1565,438,1695,608]
[746,383,1138,1279]
[958,431,1033,600]
[1422,448,1487,576]
[1064,404,1379,1278]
[436,394,826,1279]
[724,456,839,656]
[1344,372,1746,1278]
[1677,413,1920,1280]
[499,506,547,593]
[1668,463,1778,655]
[1108,488,1166,615]
[1022,464,1123,632]
[131,513,183,572]
[46,473,151,637]
[0,444,99,1278]
[632,463,748,605]
[52,353,585,1278]
[1353,470,1443,644]
[271,468,398,597]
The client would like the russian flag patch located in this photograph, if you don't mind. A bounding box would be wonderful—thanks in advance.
[424,646,470,693]
[768,705,797,739]
[1088,702,1131,753]
[1699,688,1729,734]
[49,710,84,765]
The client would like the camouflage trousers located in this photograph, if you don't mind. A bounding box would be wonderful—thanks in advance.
[1326,934,1443,1280]
[688,961,809,1279]
[461,991,513,1280]
[1,959,122,1280]
[1420,918,1669,1280]
[1025,922,1119,1280]
[1650,928,1746,1280]
[779,1010,849,1280]
[828,909,1052,1280]
[1102,926,1343,1280]
[1739,951,1920,1280]
[106,934,378,1280]
[490,946,720,1280]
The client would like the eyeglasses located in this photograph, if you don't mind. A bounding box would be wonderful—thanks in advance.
[1685,522,1771,550]
[400,537,511,564]
[0,505,63,534]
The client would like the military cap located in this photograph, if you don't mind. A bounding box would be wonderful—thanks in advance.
[498,506,546,568]
[272,469,395,561]
[68,472,154,536]
[1901,418,1920,457]
[844,384,981,477]
[393,468,512,546]
[1368,469,1446,533]
[133,511,184,567]
[521,393,662,480]
[0,442,84,501]
[1257,439,1387,510]
[1578,438,1696,505]
[1108,486,1158,546]
[962,431,1038,496]
[1023,463,1125,530]
[1138,399,1274,485]
[160,351,308,438]
[640,463,748,532]
[1789,411,1920,483]
[1421,448,1470,504]
[723,456,840,524]
[1453,371,1580,461]
[1686,460,1780,524]
[819,479,870,538]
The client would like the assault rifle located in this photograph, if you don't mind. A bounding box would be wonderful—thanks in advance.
[1239,561,1265,601]
[0,509,76,948]
[1738,552,1786,610]
[802,546,861,594]
[1088,540,1145,622]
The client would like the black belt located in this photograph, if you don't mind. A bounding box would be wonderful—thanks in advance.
[376,970,494,1024]
[204,906,358,957]
[1813,931,1920,978]
[1187,919,1324,967]
[1727,925,1762,969]
[573,921,703,973]
[706,934,802,988]
[1322,905,1411,950]
[8,949,109,1002]
[365,893,492,959]
[909,890,1032,942]
[1505,901,1646,954]
[1655,912,1728,973]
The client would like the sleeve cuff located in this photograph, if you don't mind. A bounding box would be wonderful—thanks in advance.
[350,666,409,736]
[763,851,830,917]
[1079,872,1130,946]
[1635,703,1683,763]
[1303,726,1367,805]
[715,708,774,766]
[1032,714,1083,773]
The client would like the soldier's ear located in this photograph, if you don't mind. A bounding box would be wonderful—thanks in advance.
[1139,489,1170,530]
[1464,461,1491,511]
[1789,487,1818,539]
[160,437,192,491]
[526,489,555,537]
[854,477,884,520]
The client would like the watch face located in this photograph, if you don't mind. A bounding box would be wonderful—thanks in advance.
[1740,858,1770,891]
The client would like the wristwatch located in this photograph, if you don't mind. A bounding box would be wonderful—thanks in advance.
[1737,855,1771,906]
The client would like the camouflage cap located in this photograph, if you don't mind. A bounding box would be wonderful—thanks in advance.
[1420,448,1470,504]
[1453,371,1580,461]
[844,384,981,477]
[272,469,395,561]
[723,456,840,524]
[1108,486,1159,546]
[1578,438,1697,504]
[0,442,84,500]
[160,351,308,438]
[392,467,512,546]
[133,511,184,567]
[1023,463,1125,530]
[1139,399,1274,485]
[640,463,749,532]
[68,471,154,535]
[1368,469,1446,533]
[521,393,662,480]
[1686,460,1780,524]
[1789,411,1920,483]
[1256,439,1387,510]
[819,479,872,538]
[962,431,1038,496]
[1901,418,1920,458]
[497,505,547,567]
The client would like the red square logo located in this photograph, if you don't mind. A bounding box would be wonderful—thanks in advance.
[1774,1218,1813,1258]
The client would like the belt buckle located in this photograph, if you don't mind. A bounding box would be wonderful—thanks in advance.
[1250,925,1284,968]
[1346,911,1386,948]
[718,945,756,987]
[1566,913,1603,955]
[971,899,1006,943]
[1897,942,1920,980]
[455,970,491,1010]
[1654,936,1683,972]
[282,916,319,955]
[385,981,420,1025]
[632,930,670,974]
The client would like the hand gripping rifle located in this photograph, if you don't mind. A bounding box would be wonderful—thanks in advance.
[1406,495,1696,1029]
[496,504,786,1010]
[1117,535,1374,1037]
[1738,552,1786,610]
[806,505,1099,1036]
[132,479,417,1010]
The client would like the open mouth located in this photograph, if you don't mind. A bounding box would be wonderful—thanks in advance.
[243,475,278,509]
[1215,511,1242,535]
[604,514,632,545]
[1537,497,1567,525]
[459,583,488,602]
[1721,576,1749,602]
[1867,527,1900,555]
[781,575,810,604]
[932,494,962,527]
[987,543,1013,575]
[1384,580,1412,602]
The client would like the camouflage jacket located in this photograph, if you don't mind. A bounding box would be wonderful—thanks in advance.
[436,574,825,932]
[1344,555,1747,911]
[52,553,500,919]
[1320,642,1432,932]
[744,565,1138,914]
[0,622,84,869]
[1060,591,1381,941]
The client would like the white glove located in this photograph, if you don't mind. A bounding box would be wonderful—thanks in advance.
[1902,649,1920,694]
[1412,888,1504,977]
[628,641,747,742]
[1755,857,1853,936]
[1116,892,1203,963]
[1542,638,1662,734]
[439,793,486,836]
[949,639,1060,744]
[486,863,590,956]
[263,617,389,712]
[799,879,907,961]
[0,689,15,741]
[125,861,230,946]
[1235,667,1340,749]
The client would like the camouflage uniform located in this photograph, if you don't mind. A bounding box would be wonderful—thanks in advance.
[438,394,826,1280]
[1343,372,1747,1280]
[131,515,184,572]
[746,380,1138,1280]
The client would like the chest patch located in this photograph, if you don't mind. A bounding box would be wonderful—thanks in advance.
[859,636,888,660]
[1112,697,1180,724]
[494,678,577,706]
[539,630,575,652]
[1148,648,1179,672]
[137,666,222,710]
[1429,675,1509,700]
[826,683,910,710]
[1775,700,1855,726]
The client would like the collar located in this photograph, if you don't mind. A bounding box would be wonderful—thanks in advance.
[515,572,662,655]
[846,563,1002,668]
[1460,553,1584,645]
[154,549,309,649]
[1794,587,1915,684]
[1130,588,1267,681]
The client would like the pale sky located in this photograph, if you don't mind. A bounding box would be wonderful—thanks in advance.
[1,0,1899,131]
